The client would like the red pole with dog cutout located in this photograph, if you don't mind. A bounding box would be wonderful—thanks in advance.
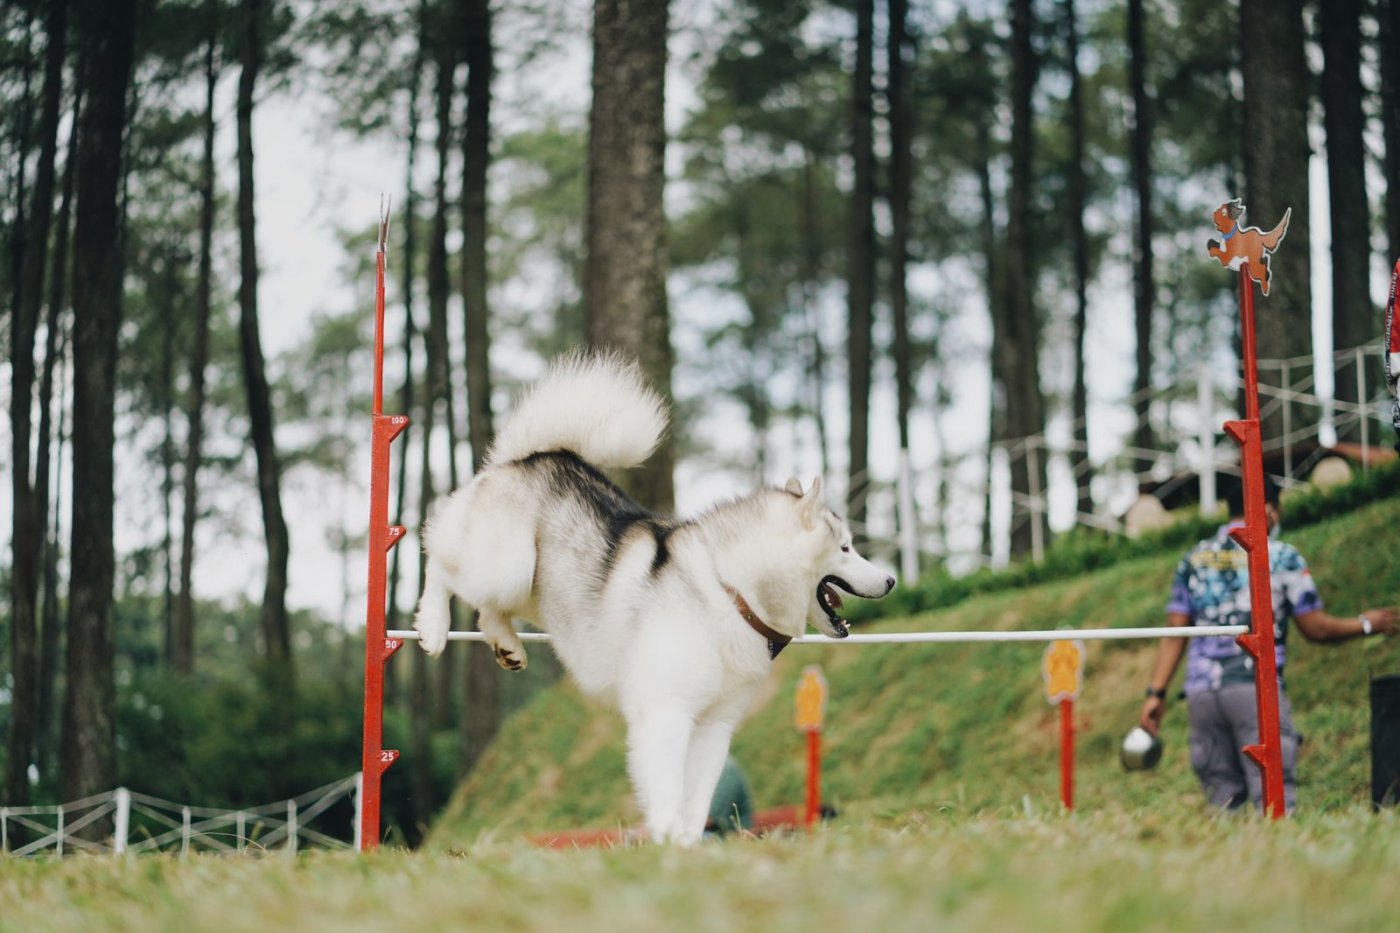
[1224,263,1287,819]
[1204,201,1289,819]
[360,202,409,851]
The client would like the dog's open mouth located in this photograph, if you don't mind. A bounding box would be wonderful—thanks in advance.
[817,576,851,638]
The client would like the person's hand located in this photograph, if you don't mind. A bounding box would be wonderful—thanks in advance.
[1139,696,1164,736]
[1360,607,1400,637]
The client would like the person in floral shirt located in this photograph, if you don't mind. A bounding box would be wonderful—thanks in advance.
[1138,476,1398,811]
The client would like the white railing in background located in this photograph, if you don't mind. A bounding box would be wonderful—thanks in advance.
[0,774,360,858]
[858,340,1395,576]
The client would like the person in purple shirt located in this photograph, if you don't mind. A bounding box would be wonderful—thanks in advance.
[1138,475,1398,811]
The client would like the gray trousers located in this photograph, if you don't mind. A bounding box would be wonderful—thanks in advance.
[1187,683,1299,812]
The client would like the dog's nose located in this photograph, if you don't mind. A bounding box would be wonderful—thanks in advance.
[884,576,896,594]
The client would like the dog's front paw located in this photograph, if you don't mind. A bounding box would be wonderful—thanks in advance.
[414,619,449,657]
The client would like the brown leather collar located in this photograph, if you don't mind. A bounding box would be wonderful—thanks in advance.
[722,583,791,660]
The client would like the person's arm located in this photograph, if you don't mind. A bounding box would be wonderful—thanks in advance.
[1293,606,1400,643]
[1139,611,1191,736]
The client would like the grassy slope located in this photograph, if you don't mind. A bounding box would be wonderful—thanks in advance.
[430,495,1400,846]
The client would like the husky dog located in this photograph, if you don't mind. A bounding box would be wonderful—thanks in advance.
[414,351,895,845]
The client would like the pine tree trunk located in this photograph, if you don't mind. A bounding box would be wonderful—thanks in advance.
[4,3,35,813]
[1240,0,1312,444]
[1005,0,1048,558]
[36,333,67,782]
[406,383,434,843]
[889,0,913,455]
[458,0,500,777]
[36,76,81,782]
[411,342,439,832]
[426,33,458,726]
[1127,0,1155,478]
[1065,0,1092,522]
[6,0,65,810]
[732,208,771,481]
[386,5,424,644]
[175,20,219,675]
[800,149,830,479]
[236,0,293,678]
[584,0,674,511]
[845,0,876,538]
[160,259,178,661]
[461,0,494,476]
[889,0,918,573]
[62,0,137,817]
[23,0,68,535]
[974,45,1000,561]
[1320,0,1374,443]
[1380,0,1400,259]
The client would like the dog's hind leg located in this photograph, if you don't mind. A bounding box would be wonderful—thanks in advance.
[478,610,527,671]
[625,706,694,845]
[678,717,741,844]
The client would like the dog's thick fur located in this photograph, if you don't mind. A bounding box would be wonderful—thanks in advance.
[414,352,894,844]
[1207,199,1291,296]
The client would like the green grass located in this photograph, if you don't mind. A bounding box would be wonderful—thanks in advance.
[5,809,1400,932]
[5,493,1399,932]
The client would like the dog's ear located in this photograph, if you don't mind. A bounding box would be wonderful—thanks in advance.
[784,477,803,496]
[799,476,824,527]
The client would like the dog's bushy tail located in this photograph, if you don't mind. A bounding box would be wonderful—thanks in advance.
[486,350,667,469]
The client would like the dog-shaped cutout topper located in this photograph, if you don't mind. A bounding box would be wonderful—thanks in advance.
[1207,198,1291,296]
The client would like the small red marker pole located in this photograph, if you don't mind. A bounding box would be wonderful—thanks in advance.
[1059,697,1074,811]
[805,730,822,828]
[1042,639,1085,811]
[795,666,828,830]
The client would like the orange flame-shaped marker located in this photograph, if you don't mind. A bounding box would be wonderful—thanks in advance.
[1042,639,1085,704]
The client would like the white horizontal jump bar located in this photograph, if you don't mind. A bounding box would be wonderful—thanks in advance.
[388,630,554,642]
[385,625,1247,646]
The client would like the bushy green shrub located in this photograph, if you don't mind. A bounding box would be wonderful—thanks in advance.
[114,669,363,807]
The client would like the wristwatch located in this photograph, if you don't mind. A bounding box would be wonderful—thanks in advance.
[1145,686,1167,700]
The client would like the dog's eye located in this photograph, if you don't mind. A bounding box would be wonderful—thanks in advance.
[841,545,851,553]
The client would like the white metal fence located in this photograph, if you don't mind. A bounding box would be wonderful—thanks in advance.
[0,774,361,858]
[854,340,1396,577]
